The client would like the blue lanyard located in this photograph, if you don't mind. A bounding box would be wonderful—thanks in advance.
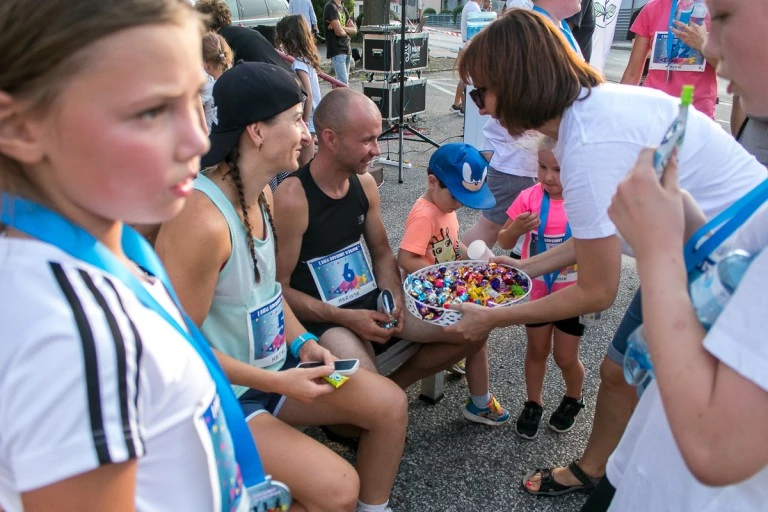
[666,0,679,79]
[684,178,768,275]
[537,191,572,292]
[532,5,584,59]
[0,194,266,488]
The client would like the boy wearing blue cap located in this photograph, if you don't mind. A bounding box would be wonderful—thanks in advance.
[398,143,510,425]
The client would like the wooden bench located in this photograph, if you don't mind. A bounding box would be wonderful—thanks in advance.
[375,339,444,404]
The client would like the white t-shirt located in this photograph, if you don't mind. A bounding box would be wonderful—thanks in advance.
[201,72,216,133]
[506,0,533,9]
[482,119,538,177]
[0,239,248,512]
[607,204,768,511]
[554,83,767,253]
[292,58,322,133]
[704,203,768,392]
[461,1,481,42]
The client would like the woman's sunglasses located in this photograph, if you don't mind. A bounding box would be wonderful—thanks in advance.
[469,87,487,110]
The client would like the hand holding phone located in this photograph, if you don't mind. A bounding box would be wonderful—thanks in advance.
[377,289,398,329]
[297,359,360,376]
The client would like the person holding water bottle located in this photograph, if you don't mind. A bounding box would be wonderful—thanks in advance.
[582,0,768,507]
[0,1,272,510]
[452,9,766,497]
[621,0,718,119]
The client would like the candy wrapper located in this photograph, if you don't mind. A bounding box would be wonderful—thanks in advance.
[323,371,350,388]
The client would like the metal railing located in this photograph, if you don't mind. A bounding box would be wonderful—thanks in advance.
[424,14,460,31]
[277,49,348,89]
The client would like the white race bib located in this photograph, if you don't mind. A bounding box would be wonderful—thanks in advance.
[306,241,377,307]
[529,232,577,284]
[648,31,705,73]
[247,284,287,370]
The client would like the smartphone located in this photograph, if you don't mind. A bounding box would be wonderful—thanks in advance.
[377,289,398,329]
[297,359,360,376]
[377,289,395,316]
[332,359,359,375]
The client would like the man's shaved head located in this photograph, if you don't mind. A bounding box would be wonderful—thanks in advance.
[313,88,381,140]
[311,88,382,175]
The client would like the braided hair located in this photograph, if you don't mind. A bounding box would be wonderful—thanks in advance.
[224,146,278,283]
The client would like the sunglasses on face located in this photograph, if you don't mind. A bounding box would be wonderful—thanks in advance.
[469,87,487,110]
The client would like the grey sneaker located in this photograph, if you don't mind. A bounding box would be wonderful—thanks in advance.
[449,104,465,116]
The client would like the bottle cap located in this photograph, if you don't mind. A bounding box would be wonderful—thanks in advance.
[680,85,694,107]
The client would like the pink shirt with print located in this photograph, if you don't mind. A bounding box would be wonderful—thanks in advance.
[631,0,718,118]
[507,183,577,301]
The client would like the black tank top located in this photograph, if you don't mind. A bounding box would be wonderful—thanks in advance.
[288,164,371,304]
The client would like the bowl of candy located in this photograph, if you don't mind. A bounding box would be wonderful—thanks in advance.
[403,260,531,327]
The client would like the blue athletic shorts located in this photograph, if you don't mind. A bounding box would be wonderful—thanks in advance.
[238,354,299,422]
[606,289,642,365]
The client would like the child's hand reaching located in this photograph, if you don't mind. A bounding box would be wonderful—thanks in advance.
[498,211,541,250]
[511,211,541,233]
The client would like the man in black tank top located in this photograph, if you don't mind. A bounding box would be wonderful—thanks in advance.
[274,89,486,389]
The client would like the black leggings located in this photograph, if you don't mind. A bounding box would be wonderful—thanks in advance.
[580,477,616,512]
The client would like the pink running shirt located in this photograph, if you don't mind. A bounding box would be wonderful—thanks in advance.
[506,183,577,301]
[631,0,718,118]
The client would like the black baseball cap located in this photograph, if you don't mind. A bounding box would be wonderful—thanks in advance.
[201,61,306,168]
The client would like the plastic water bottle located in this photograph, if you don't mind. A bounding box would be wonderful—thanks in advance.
[689,249,754,329]
[624,249,755,386]
[623,325,654,386]
[654,85,694,176]
[690,1,707,26]
[466,12,497,41]
[677,0,695,24]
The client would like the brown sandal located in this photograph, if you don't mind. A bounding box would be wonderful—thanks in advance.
[521,460,600,496]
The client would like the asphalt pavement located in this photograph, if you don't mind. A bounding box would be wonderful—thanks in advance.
[301,37,733,511]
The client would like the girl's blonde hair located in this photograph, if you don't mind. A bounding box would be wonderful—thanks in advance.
[275,15,320,71]
[202,32,233,75]
[0,0,200,199]
[510,131,557,154]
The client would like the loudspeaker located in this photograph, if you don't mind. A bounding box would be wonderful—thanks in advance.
[363,78,427,121]
[362,32,429,73]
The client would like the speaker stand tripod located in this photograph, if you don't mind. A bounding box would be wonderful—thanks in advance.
[377,12,439,183]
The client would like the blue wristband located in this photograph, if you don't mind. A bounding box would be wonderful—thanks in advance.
[289,332,318,360]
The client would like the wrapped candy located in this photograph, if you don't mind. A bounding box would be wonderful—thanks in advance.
[324,372,350,389]
[404,262,530,321]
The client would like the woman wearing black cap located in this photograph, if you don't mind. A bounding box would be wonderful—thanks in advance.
[156,62,407,512]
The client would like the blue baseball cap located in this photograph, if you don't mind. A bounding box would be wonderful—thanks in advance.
[428,143,496,210]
